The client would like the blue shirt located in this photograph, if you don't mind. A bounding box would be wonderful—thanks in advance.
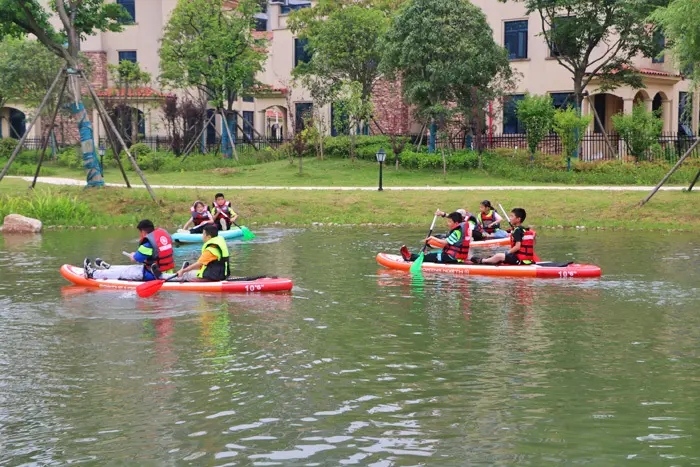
[134,239,156,281]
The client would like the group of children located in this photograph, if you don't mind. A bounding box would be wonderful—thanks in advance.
[182,193,239,234]
[400,200,537,266]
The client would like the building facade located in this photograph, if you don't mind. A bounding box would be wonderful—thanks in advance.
[3,0,695,153]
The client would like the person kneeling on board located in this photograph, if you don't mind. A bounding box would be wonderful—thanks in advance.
[83,219,175,280]
[435,208,483,241]
[182,200,214,234]
[400,212,472,264]
[473,208,536,265]
[175,224,230,282]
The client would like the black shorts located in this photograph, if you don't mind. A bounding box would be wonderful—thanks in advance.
[504,253,521,265]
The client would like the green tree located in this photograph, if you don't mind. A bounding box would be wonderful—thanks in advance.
[651,0,700,86]
[105,60,151,148]
[160,0,267,159]
[612,102,663,161]
[332,81,374,161]
[382,0,511,153]
[553,107,592,168]
[510,0,668,109]
[516,94,556,160]
[0,0,131,187]
[290,2,388,158]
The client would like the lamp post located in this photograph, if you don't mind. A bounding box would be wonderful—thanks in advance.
[98,144,105,172]
[376,147,386,191]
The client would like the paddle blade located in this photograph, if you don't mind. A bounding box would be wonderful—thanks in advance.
[409,251,425,273]
[136,279,165,298]
[241,226,256,240]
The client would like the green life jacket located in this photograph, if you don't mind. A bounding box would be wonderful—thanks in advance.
[197,235,230,281]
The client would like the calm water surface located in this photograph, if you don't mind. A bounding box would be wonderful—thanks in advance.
[0,227,699,466]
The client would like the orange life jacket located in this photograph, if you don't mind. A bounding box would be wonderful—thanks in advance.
[512,227,536,262]
[141,228,175,272]
[190,203,211,226]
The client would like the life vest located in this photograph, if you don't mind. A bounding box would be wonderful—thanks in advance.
[512,226,536,262]
[141,228,175,273]
[464,211,479,233]
[211,200,231,220]
[443,222,471,261]
[477,210,500,234]
[197,235,230,281]
[190,202,211,226]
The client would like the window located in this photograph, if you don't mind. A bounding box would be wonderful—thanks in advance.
[242,96,254,103]
[652,30,665,64]
[117,0,135,23]
[503,94,525,134]
[679,92,692,136]
[551,92,574,110]
[331,102,349,136]
[281,3,310,14]
[294,38,311,67]
[295,103,313,132]
[118,51,137,64]
[243,111,254,141]
[255,18,267,32]
[504,20,528,60]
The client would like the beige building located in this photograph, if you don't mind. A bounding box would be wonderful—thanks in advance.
[4,0,695,155]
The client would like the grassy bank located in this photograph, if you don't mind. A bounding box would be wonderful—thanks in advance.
[1,179,698,231]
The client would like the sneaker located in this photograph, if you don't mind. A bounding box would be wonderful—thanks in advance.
[400,245,411,261]
[470,257,482,265]
[95,258,111,269]
[83,258,95,279]
[150,263,161,279]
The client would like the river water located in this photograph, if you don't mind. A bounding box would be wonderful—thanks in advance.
[0,227,699,466]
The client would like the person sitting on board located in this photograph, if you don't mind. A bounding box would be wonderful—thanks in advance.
[400,212,472,264]
[83,219,175,281]
[473,208,536,265]
[435,208,483,241]
[182,200,214,234]
[210,192,238,231]
[477,200,509,239]
[175,224,231,282]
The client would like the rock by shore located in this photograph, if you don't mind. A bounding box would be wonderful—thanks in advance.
[0,214,43,234]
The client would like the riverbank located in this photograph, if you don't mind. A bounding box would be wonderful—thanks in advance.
[1,179,697,231]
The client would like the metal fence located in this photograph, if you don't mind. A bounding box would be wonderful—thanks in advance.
[413,132,700,163]
[121,136,289,154]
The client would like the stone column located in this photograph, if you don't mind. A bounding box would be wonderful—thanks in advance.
[645,98,653,112]
[662,99,672,132]
[623,98,635,115]
[255,108,266,139]
[693,91,700,135]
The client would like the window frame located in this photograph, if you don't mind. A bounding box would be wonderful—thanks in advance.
[116,0,136,24]
[294,38,311,68]
[118,50,138,64]
[504,19,528,60]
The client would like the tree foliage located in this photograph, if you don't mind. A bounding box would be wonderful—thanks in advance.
[553,106,592,161]
[159,0,267,111]
[511,0,668,107]
[612,102,663,160]
[651,0,700,87]
[382,0,511,126]
[516,94,556,157]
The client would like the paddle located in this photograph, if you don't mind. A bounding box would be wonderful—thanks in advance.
[409,213,439,274]
[498,203,540,262]
[136,261,190,298]
[232,221,256,240]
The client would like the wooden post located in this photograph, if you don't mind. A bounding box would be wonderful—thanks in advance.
[640,137,700,206]
[181,111,216,161]
[32,76,69,189]
[0,67,65,183]
[688,168,700,192]
[79,70,158,203]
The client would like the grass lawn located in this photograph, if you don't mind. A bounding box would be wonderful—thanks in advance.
[1,178,698,231]
[36,159,553,187]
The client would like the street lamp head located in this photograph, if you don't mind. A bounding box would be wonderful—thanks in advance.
[375,147,386,163]
[98,145,106,157]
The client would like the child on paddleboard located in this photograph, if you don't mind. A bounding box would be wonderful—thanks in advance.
[210,192,238,231]
[473,208,537,265]
[182,201,214,234]
[477,200,509,239]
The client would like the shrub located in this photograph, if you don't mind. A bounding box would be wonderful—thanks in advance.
[0,138,18,159]
[57,148,82,169]
[553,107,592,161]
[516,94,555,158]
[324,135,394,158]
[0,192,94,225]
[129,143,152,157]
[612,103,663,161]
[399,150,480,169]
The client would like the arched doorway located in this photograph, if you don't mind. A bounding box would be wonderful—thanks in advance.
[6,108,27,139]
[633,90,650,109]
[264,106,287,141]
[652,92,664,114]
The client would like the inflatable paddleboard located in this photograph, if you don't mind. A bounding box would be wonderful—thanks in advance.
[60,264,293,293]
[172,227,247,244]
[376,253,601,278]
